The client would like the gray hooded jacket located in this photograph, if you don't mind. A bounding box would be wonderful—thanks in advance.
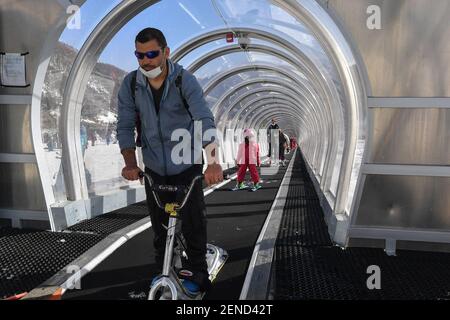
[117,60,217,176]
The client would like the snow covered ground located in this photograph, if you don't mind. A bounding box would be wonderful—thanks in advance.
[44,149,63,186]
[84,142,139,195]
[43,142,139,197]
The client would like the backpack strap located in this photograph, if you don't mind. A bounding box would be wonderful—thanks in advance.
[131,69,193,147]
[129,70,141,147]
[175,70,193,120]
[133,69,192,120]
[130,70,137,103]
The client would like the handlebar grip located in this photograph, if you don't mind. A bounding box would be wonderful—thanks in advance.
[139,171,231,186]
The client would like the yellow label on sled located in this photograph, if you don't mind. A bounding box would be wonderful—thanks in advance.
[165,203,179,217]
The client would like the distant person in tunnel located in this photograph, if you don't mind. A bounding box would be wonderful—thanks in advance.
[283,132,290,154]
[234,129,261,192]
[278,129,288,166]
[267,118,279,165]
[290,137,297,150]
[80,124,88,157]
[106,127,112,145]
[89,130,96,146]
[116,27,223,295]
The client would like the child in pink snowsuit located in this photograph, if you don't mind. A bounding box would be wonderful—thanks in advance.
[235,129,261,191]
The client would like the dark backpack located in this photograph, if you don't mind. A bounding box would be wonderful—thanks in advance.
[130,70,193,147]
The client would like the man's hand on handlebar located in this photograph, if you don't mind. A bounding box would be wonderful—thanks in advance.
[121,148,142,181]
[204,163,224,186]
[125,165,225,186]
[122,165,142,181]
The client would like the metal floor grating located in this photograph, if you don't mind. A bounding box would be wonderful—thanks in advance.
[0,201,150,298]
[274,245,450,300]
[0,228,35,240]
[273,151,450,300]
[276,155,332,248]
[67,212,147,235]
[0,231,103,299]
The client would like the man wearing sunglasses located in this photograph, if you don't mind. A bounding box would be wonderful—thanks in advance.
[117,28,223,295]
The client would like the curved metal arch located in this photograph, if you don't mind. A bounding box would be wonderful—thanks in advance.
[224,89,312,129]
[219,83,320,128]
[272,0,369,217]
[260,112,314,159]
[224,93,319,144]
[174,27,342,124]
[217,82,319,128]
[202,63,340,192]
[184,43,329,119]
[183,44,335,120]
[171,24,343,143]
[214,78,323,131]
[249,105,308,130]
[170,25,335,96]
[207,66,326,122]
[245,103,308,130]
[239,103,308,155]
[52,0,369,236]
[235,101,314,152]
[203,64,308,96]
[250,110,304,135]
[234,100,309,130]
[250,110,315,157]
[216,84,325,167]
[223,103,307,159]
[220,94,318,158]
[60,0,161,199]
[187,43,301,75]
[30,3,79,222]
[239,102,309,136]
[233,102,312,141]
[59,3,331,201]
[210,77,330,171]
[211,77,324,125]
[258,115,301,135]
[199,63,338,177]
[214,79,329,173]
[59,4,343,202]
[234,102,309,135]
[250,109,306,134]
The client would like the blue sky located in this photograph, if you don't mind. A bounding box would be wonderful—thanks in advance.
[58,0,304,73]
[60,0,229,72]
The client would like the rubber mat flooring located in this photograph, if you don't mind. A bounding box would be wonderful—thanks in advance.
[0,202,149,299]
[272,151,450,300]
[62,156,293,300]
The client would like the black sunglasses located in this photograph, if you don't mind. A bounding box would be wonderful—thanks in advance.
[134,49,163,60]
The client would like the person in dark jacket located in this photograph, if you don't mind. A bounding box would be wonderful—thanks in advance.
[278,129,287,166]
[267,118,279,165]
[117,28,223,295]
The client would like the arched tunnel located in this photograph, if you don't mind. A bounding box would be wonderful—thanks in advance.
[0,0,449,301]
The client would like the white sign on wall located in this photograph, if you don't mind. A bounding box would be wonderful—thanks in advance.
[0,52,29,87]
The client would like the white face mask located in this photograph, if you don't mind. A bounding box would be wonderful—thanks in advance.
[140,65,162,79]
